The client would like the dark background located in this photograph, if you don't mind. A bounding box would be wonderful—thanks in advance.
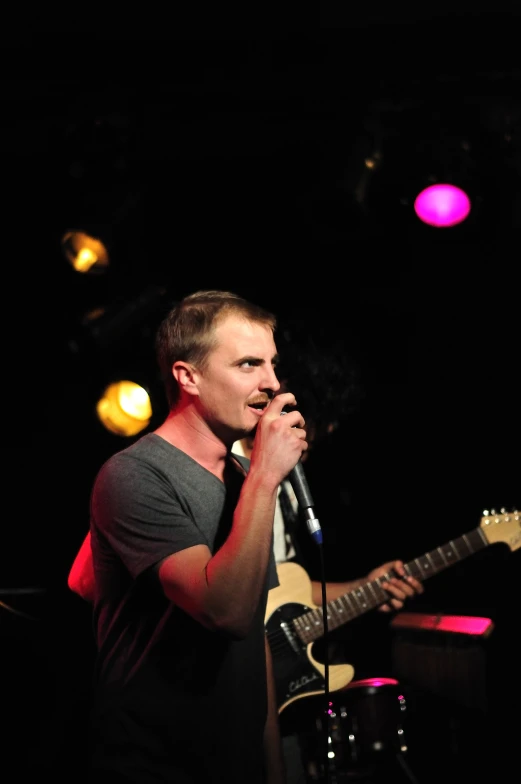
[0,8,519,780]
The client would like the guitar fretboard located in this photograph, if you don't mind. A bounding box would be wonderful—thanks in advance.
[293,526,488,644]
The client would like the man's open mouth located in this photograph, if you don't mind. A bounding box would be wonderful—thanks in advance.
[248,402,268,411]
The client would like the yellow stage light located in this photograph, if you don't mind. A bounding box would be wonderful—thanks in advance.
[96,380,152,437]
[61,230,110,274]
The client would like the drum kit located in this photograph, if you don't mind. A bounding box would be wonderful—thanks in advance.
[296,677,421,783]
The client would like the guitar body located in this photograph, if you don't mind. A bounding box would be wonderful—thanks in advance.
[265,562,355,714]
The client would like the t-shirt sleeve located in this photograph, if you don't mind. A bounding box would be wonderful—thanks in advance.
[91,453,207,579]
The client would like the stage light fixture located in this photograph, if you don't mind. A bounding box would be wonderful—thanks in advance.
[414,183,471,228]
[61,229,110,274]
[96,380,153,437]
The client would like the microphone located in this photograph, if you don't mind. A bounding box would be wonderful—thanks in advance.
[280,411,322,545]
[287,460,323,545]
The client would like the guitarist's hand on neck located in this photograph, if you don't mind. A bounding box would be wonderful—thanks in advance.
[308,559,423,609]
[366,559,424,612]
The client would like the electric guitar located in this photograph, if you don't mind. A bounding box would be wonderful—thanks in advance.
[265,509,520,717]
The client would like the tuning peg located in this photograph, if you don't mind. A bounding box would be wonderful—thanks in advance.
[483,510,490,517]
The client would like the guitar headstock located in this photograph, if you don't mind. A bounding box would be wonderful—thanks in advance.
[480,508,521,551]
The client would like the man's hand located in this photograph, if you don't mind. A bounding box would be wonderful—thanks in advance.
[367,560,424,613]
[249,392,307,488]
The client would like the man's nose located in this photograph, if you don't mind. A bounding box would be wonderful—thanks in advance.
[261,366,280,392]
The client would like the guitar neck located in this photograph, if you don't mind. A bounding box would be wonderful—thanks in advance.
[294,526,489,644]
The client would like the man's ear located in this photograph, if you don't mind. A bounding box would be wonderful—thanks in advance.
[172,361,200,397]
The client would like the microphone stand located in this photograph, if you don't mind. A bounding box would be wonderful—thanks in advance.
[316,537,330,784]
[288,475,330,784]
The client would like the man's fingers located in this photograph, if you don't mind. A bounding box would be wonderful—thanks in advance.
[383,579,413,600]
[266,393,305,430]
[266,392,297,416]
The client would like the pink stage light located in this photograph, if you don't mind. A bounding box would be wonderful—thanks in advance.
[414,183,471,227]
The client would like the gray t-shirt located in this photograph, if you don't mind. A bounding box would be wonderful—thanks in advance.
[89,433,278,783]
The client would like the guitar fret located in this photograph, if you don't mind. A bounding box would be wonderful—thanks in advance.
[352,586,370,612]
[428,549,446,570]
[331,598,346,618]
[439,541,458,565]
[461,533,474,555]
[366,580,381,606]
[375,578,390,604]
[294,609,324,644]
[328,599,345,628]
[449,539,462,559]
[294,614,310,635]
[413,553,430,577]
[437,546,450,568]
[310,610,323,628]
[340,592,358,618]
[294,616,308,642]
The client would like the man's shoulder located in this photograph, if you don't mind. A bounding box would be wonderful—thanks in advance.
[99,433,160,468]
[97,434,193,482]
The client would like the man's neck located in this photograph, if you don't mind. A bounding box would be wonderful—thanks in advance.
[155,407,229,480]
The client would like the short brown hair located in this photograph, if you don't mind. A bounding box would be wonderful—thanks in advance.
[155,290,277,407]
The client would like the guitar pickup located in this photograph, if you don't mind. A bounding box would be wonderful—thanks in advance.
[279,620,301,655]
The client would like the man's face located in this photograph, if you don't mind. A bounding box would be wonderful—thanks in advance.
[195,314,281,440]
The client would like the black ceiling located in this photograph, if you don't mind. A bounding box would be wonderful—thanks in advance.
[2,13,519,348]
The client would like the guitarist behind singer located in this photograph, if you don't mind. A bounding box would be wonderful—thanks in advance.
[67,321,425,784]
